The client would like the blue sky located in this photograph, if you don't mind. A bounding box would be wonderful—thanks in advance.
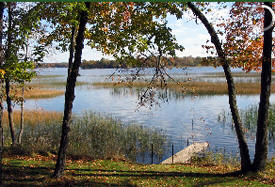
[44,5,228,63]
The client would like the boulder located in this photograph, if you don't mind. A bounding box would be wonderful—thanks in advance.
[161,142,209,164]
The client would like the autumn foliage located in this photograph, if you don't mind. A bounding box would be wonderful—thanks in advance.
[204,2,275,72]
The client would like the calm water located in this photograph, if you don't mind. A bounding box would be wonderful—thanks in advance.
[25,67,275,162]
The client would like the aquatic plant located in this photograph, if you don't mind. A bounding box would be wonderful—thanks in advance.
[3,110,168,162]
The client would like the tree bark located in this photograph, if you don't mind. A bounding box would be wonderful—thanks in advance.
[253,2,273,171]
[17,86,24,144]
[5,79,16,145]
[18,38,28,145]
[53,2,90,178]
[187,2,252,172]
[0,2,5,186]
[5,3,16,146]
[68,25,76,76]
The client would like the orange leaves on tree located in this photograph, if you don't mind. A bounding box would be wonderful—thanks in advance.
[219,2,275,72]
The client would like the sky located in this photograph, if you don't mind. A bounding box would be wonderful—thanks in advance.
[44,4,229,63]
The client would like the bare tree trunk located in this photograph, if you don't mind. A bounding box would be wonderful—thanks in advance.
[5,79,15,145]
[253,2,273,171]
[0,2,5,186]
[187,2,251,172]
[18,37,28,145]
[17,86,24,144]
[5,3,16,146]
[53,2,90,178]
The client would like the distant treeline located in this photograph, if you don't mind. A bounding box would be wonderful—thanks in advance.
[37,56,217,69]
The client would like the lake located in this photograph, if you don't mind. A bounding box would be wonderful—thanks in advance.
[25,67,275,163]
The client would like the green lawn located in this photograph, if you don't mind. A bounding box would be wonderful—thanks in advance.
[2,155,274,186]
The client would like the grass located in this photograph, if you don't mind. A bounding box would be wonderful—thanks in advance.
[8,83,64,99]
[3,110,168,162]
[16,88,64,99]
[30,80,90,89]
[3,110,63,127]
[35,75,64,79]
[202,72,262,78]
[2,155,275,186]
[2,109,275,186]
[92,81,275,95]
[218,104,275,140]
[203,71,275,78]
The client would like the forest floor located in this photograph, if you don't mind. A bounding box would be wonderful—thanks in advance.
[2,154,275,186]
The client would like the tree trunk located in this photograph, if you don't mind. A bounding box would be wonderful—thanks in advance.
[18,38,28,145]
[4,3,16,146]
[187,2,252,172]
[0,98,3,187]
[253,2,273,171]
[5,79,16,145]
[53,2,90,178]
[68,25,76,76]
[17,86,24,144]
[0,2,5,186]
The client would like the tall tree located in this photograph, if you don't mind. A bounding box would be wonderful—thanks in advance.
[50,2,184,177]
[1,2,43,146]
[253,2,273,171]
[5,3,16,145]
[187,2,251,172]
[53,2,90,178]
[187,2,274,172]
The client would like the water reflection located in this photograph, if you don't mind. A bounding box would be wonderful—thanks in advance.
[110,87,188,101]
[25,68,275,160]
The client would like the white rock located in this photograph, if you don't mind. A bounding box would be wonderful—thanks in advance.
[161,142,209,164]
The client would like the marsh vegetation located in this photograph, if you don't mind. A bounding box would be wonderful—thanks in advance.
[3,110,168,162]
[93,81,275,95]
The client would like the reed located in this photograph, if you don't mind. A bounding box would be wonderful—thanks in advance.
[35,75,63,78]
[3,110,168,162]
[25,88,64,99]
[11,88,64,99]
[2,110,63,127]
[30,80,89,88]
[93,81,275,95]
[218,105,275,140]
[202,72,262,78]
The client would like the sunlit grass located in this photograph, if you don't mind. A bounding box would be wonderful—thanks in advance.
[93,81,275,95]
[203,71,275,78]
[202,72,262,78]
[2,155,274,186]
[2,110,274,186]
[2,110,63,127]
[12,88,64,99]
[35,75,64,78]
[30,80,90,88]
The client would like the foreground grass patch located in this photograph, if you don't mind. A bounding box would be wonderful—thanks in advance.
[93,81,275,95]
[2,155,274,186]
